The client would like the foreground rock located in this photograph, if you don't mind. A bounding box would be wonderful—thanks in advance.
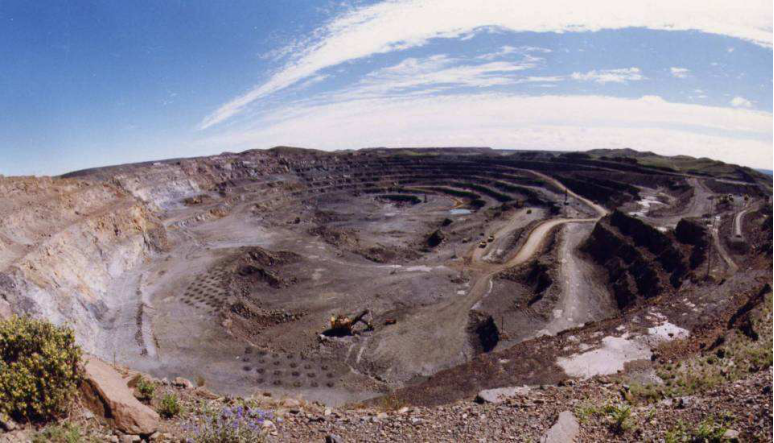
[80,356,160,435]
[475,386,531,404]
[540,411,579,443]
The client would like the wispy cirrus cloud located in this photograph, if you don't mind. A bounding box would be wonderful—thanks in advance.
[670,67,690,78]
[477,45,551,60]
[570,67,645,84]
[354,53,543,94]
[198,0,772,129]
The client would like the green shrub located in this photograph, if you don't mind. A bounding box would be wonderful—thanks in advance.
[0,316,82,422]
[159,393,182,418]
[691,416,730,442]
[604,403,633,435]
[32,423,84,443]
[135,376,155,403]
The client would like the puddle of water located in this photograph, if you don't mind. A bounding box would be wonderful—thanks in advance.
[450,208,472,215]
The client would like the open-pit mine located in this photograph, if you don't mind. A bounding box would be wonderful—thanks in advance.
[0,147,771,407]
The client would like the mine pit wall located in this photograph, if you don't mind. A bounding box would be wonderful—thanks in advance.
[582,211,692,310]
[0,197,167,354]
[0,152,343,354]
[111,165,205,210]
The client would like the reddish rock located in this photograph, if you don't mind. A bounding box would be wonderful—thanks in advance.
[80,356,159,435]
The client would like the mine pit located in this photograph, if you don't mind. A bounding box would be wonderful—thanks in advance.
[2,147,770,409]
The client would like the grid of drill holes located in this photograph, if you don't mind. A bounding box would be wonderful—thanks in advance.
[241,348,338,388]
[180,267,230,315]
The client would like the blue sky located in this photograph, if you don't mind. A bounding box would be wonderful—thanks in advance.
[1,0,771,176]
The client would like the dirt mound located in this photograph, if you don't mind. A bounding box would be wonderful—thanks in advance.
[236,265,287,288]
[239,246,300,268]
[223,298,305,342]
[182,194,213,206]
[308,225,360,248]
[359,245,421,263]
[226,247,301,293]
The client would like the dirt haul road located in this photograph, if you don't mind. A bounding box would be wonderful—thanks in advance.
[734,203,753,239]
[357,173,608,384]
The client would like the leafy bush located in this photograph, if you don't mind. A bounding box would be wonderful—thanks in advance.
[183,404,270,442]
[135,376,155,403]
[0,316,82,422]
[159,393,182,418]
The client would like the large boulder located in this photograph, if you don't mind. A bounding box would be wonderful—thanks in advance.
[80,356,159,435]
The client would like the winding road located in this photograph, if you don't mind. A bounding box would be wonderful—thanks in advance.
[733,203,752,239]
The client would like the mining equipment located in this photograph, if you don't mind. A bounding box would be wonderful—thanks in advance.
[327,309,374,336]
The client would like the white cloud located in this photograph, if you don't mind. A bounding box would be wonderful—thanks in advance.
[477,45,552,60]
[199,94,772,168]
[570,68,644,84]
[199,0,773,128]
[730,96,753,108]
[295,74,330,90]
[351,54,542,94]
[670,67,690,78]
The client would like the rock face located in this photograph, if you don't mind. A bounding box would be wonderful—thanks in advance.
[582,211,689,309]
[475,386,531,404]
[80,356,159,435]
[0,176,168,354]
[540,411,579,443]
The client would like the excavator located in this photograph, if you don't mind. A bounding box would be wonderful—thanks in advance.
[326,309,374,336]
